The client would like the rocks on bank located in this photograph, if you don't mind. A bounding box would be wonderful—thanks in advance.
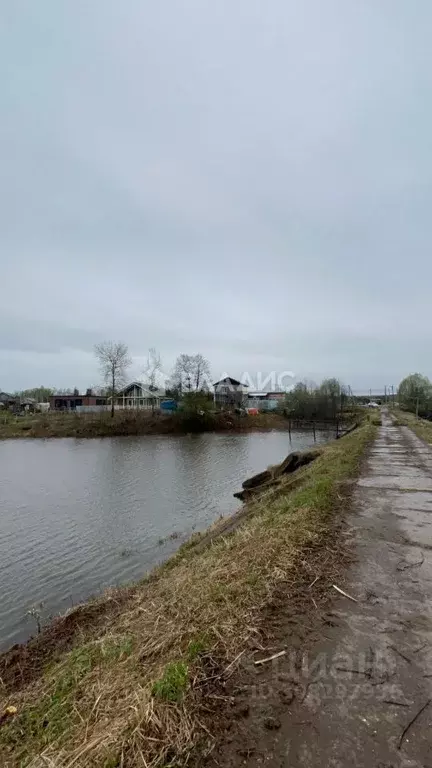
[234,448,322,501]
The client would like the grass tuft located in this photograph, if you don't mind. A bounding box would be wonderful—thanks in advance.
[152,662,189,703]
[186,637,207,662]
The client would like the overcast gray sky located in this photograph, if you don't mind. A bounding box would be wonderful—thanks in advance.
[1,1,431,393]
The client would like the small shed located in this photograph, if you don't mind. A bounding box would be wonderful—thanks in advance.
[20,398,37,412]
[160,399,177,412]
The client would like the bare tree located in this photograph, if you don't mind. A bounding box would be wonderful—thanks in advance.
[143,347,162,414]
[94,341,132,418]
[193,353,210,391]
[171,354,193,396]
[172,353,211,395]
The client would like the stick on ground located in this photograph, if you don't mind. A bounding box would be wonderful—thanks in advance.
[388,644,412,665]
[396,554,425,571]
[397,698,432,750]
[332,584,358,603]
[254,650,287,666]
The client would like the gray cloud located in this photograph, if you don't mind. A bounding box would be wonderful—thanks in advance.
[1,0,431,393]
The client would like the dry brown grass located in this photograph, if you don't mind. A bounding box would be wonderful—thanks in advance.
[0,423,376,767]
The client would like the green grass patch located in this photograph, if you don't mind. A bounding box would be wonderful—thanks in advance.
[152,661,189,702]
[368,413,382,426]
[186,637,208,662]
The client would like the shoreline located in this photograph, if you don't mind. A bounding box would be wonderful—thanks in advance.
[0,411,343,440]
[0,421,377,766]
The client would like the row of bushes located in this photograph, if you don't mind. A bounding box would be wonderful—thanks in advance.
[282,379,351,421]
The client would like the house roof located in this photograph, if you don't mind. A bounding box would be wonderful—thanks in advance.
[116,381,141,395]
[115,382,165,398]
[0,392,15,402]
[213,377,248,387]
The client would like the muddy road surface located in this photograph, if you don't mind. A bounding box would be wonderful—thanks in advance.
[213,411,432,767]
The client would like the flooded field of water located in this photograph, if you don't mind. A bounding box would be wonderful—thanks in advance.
[0,429,333,649]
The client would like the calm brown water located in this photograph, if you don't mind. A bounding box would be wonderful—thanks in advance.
[0,429,333,649]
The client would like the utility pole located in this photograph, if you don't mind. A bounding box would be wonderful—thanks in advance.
[391,385,394,408]
[384,385,387,404]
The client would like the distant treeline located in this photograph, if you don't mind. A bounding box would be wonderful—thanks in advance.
[12,386,54,401]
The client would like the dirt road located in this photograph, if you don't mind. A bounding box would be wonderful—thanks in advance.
[215,411,432,767]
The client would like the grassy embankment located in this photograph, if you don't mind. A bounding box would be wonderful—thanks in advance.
[0,421,377,767]
[0,410,297,439]
[393,408,432,442]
